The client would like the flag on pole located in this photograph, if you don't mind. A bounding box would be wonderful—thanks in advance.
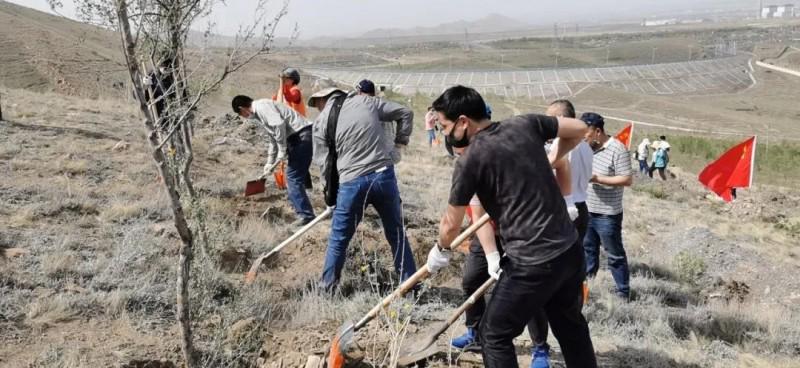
[615,123,634,150]
[698,136,757,202]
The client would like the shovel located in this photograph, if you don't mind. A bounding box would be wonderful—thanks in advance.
[243,162,288,197]
[396,276,496,366]
[244,178,267,196]
[327,213,492,368]
[244,206,335,284]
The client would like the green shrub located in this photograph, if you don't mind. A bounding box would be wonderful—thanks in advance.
[673,251,707,285]
[774,220,800,238]
[632,181,671,200]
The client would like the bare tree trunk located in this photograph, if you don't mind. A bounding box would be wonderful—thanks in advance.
[115,1,196,367]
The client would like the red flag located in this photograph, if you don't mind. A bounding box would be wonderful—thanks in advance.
[615,123,633,149]
[698,136,757,202]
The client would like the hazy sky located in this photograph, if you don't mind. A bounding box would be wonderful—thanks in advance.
[9,0,757,38]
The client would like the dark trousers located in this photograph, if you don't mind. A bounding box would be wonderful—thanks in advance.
[480,243,597,368]
[462,240,503,331]
[527,201,589,346]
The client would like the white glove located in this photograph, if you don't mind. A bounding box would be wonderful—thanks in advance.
[486,251,502,280]
[426,244,451,274]
[262,160,280,177]
[565,198,579,222]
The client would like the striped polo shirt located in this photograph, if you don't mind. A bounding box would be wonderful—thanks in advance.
[587,137,632,215]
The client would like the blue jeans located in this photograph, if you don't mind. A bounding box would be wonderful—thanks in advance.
[320,166,417,290]
[638,159,649,175]
[583,212,630,296]
[286,129,315,221]
[427,129,436,146]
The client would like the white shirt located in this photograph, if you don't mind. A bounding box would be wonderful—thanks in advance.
[251,99,311,164]
[552,138,594,204]
[652,140,671,149]
[637,140,650,161]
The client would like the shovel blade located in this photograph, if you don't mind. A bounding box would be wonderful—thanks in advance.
[328,322,354,368]
[274,164,287,190]
[396,344,441,367]
[244,178,266,196]
[396,334,439,366]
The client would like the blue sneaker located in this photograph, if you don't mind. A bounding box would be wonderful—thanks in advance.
[530,343,550,368]
[451,327,478,350]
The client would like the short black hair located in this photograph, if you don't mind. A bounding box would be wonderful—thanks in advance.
[159,57,175,69]
[549,99,576,118]
[660,135,666,140]
[580,112,605,131]
[232,95,253,113]
[432,85,488,122]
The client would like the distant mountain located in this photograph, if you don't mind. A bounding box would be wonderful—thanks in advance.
[186,30,295,48]
[360,13,531,38]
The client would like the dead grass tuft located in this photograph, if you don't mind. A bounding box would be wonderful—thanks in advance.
[26,296,79,326]
[100,201,150,223]
[55,156,91,176]
[41,252,80,278]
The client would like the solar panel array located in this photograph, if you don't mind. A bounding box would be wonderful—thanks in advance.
[305,56,753,100]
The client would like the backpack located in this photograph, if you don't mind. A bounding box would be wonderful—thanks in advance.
[654,148,669,168]
[323,94,347,207]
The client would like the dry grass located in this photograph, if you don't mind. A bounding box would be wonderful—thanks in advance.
[25,296,79,326]
[100,200,151,223]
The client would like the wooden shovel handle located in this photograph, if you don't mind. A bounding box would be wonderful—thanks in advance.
[244,206,334,284]
[431,277,496,338]
[353,214,492,331]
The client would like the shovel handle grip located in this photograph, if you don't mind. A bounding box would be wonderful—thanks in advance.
[353,213,492,332]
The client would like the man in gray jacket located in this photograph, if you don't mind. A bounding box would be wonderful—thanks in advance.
[355,79,401,164]
[308,86,416,291]
[232,95,315,227]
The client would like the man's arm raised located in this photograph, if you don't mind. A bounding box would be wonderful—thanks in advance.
[549,117,587,164]
[553,156,572,197]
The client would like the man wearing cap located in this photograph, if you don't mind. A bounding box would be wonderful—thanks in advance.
[308,84,416,291]
[581,112,633,300]
[355,79,402,164]
[231,95,316,228]
[274,67,307,117]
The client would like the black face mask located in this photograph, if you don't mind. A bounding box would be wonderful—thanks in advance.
[446,124,470,148]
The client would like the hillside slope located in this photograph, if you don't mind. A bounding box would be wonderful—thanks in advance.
[0,0,125,98]
[1,86,799,367]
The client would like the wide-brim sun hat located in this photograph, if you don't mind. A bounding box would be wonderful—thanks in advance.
[307,87,344,107]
